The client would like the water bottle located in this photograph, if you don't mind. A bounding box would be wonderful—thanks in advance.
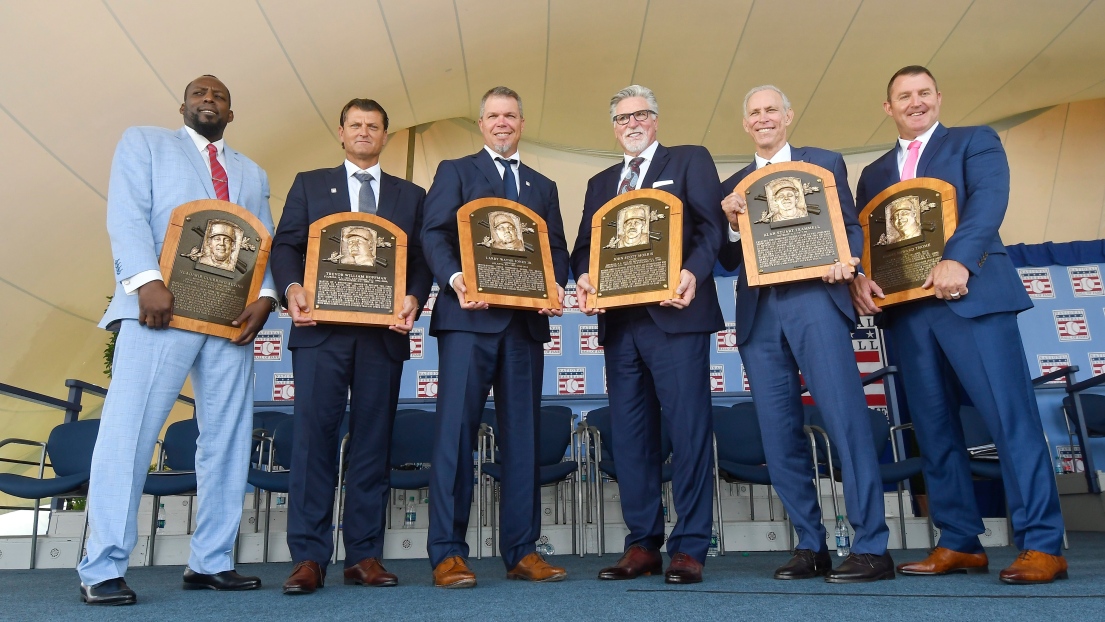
[404,496,417,528]
[276,493,287,506]
[834,515,850,557]
[536,537,555,556]
[157,503,166,531]
[1054,456,1065,474]
[707,528,719,557]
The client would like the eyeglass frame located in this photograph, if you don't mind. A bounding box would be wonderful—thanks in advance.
[612,109,658,125]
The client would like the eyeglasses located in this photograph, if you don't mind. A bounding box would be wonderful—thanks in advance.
[613,109,657,125]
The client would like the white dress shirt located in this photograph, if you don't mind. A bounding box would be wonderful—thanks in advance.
[344,159,382,212]
[896,122,940,178]
[621,141,659,190]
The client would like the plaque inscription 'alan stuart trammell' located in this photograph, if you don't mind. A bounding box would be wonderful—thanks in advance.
[734,162,852,287]
[159,199,271,339]
[458,198,560,310]
[588,188,683,309]
[303,212,407,326]
[859,178,958,307]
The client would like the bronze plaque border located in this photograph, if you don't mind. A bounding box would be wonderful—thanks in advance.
[303,212,408,326]
[587,188,683,309]
[159,199,271,339]
[734,161,852,287]
[859,178,958,307]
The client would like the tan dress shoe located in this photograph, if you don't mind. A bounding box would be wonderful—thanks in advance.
[283,560,325,595]
[999,550,1068,584]
[897,547,989,575]
[506,552,568,582]
[433,556,477,589]
[344,557,398,587]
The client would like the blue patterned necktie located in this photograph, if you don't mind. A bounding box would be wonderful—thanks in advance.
[353,171,377,214]
[619,157,645,194]
[497,158,519,201]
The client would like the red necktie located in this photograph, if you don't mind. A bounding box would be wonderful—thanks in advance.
[901,140,921,181]
[207,143,230,201]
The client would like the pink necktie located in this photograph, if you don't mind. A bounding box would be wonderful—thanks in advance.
[207,143,230,201]
[901,140,921,181]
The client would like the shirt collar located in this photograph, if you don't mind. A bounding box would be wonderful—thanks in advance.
[184,125,224,156]
[344,159,382,181]
[484,145,521,165]
[624,141,659,166]
[754,143,792,169]
[897,122,940,153]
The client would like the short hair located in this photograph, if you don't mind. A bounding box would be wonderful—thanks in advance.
[742,85,791,116]
[610,85,659,122]
[480,86,524,118]
[184,75,231,106]
[886,65,939,101]
[339,98,390,131]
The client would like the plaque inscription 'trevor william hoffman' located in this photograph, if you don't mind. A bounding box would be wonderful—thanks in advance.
[304,213,407,326]
[159,200,271,339]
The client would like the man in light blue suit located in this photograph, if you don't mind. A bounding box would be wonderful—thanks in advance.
[851,66,1067,584]
[718,85,893,583]
[77,75,278,605]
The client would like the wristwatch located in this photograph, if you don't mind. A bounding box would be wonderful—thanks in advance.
[263,296,278,313]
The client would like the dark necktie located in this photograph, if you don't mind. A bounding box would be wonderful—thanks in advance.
[618,157,645,195]
[207,144,229,201]
[354,171,377,214]
[497,158,519,201]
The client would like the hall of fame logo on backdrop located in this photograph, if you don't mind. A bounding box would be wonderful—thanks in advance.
[557,367,586,395]
[254,329,283,361]
[273,373,295,401]
[409,327,424,359]
[416,370,438,398]
[544,325,562,355]
[422,285,439,314]
[1018,267,1055,299]
[1090,352,1105,377]
[709,364,725,392]
[278,307,290,319]
[1037,354,1072,385]
[1068,265,1104,297]
[562,282,581,313]
[740,365,751,392]
[1053,309,1091,341]
[579,325,603,355]
[716,322,738,353]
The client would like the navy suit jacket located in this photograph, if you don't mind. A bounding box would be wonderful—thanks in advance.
[856,124,1031,319]
[421,149,570,341]
[570,144,726,340]
[718,146,862,345]
[270,165,432,361]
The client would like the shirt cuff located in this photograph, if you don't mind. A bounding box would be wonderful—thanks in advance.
[449,271,463,289]
[121,270,162,295]
[259,288,279,303]
[727,226,741,242]
[284,283,301,300]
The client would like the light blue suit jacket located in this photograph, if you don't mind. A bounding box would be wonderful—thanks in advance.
[100,126,276,330]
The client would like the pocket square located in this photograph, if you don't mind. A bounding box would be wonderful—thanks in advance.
[652,180,673,188]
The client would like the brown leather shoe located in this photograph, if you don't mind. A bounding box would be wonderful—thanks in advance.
[999,550,1068,584]
[897,547,989,576]
[433,556,477,589]
[344,557,398,587]
[283,561,325,595]
[506,552,568,582]
[665,552,704,584]
[598,544,663,580]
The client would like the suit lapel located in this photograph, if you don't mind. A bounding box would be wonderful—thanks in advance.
[176,127,214,199]
[376,172,399,219]
[330,166,351,215]
[790,146,808,164]
[640,144,669,189]
[475,150,505,198]
[225,147,243,203]
[916,124,948,178]
[517,164,533,206]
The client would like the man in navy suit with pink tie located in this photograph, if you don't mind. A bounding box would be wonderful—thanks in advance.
[851,66,1067,584]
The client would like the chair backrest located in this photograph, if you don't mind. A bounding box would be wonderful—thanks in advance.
[271,417,295,470]
[959,405,993,448]
[583,406,614,461]
[538,406,575,466]
[1063,393,1105,437]
[253,410,289,432]
[390,409,436,467]
[46,419,100,477]
[714,403,766,464]
[803,404,888,464]
[162,418,200,471]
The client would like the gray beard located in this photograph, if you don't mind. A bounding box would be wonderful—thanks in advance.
[490,142,512,155]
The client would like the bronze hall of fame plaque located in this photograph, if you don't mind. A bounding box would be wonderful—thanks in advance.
[303,213,407,326]
[159,199,272,339]
[457,198,560,310]
[588,188,683,309]
[734,162,852,287]
[859,178,958,307]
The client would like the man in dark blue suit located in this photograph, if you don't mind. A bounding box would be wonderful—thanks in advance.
[717,85,893,583]
[271,99,433,594]
[571,85,725,585]
[421,86,570,588]
[851,66,1067,584]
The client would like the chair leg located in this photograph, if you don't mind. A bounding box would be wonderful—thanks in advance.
[263,490,272,563]
[147,495,161,567]
[332,483,345,565]
[896,483,908,550]
[29,499,41,570]
[78,507,89,566]
[767,485,776,521]
[711,437,725,555]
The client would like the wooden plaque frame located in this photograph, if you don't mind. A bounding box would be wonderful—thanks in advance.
[859,178,958,307]
[303,212,407,326]
[587,188,683,309]
[734,162,852,287]
[159,199,271,339]
[457,198,560,310]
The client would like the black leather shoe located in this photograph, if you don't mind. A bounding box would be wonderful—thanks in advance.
[80,578,137,606]
[825,552,896,584]
[774,549,833,580]
[182,568,262,591]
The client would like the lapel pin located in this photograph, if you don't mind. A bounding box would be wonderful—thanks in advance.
[331,188,337,193]
[525,181,531,186]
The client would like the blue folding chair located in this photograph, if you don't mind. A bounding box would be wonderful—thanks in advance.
[245,417,294,562]
[143,418,199,566]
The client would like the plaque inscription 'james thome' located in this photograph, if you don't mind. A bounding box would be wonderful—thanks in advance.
[159,199,271,339]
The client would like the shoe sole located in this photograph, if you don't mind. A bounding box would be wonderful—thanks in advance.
[80,596,136,606]
[999,570,1068,585]
[825,570,896,584]
[282,586,320,595]
[665,576,703,584]
[898,566,989,576]
[183,582,261,591]
[597,569,661,580]
[344,579,398,587]
[434,578,477,589]
[774,570,830,580]
[506,573,567,582]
